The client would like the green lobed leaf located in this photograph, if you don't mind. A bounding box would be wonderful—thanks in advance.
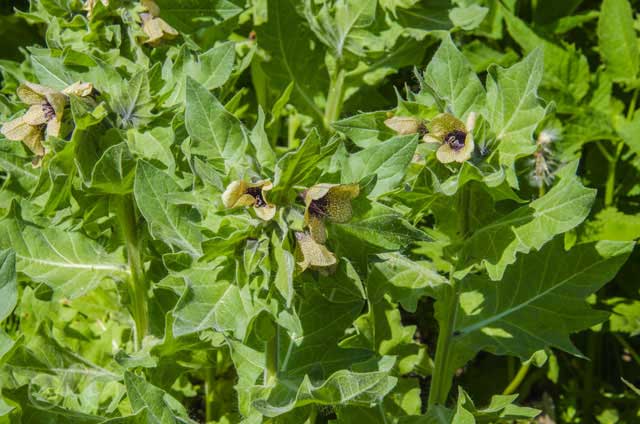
[256,0,327,121]
[423,34,485,118]
[449,238,634,374]
[486,48,547,187]
[153,0,243,32]
[0,219,128,299]
[124,371,194,424]
[134,160,203,257]
[342,134,418,197]
[184,77,247,171]
[460,164,596,280]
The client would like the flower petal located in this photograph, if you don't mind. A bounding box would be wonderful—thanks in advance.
[16,83,48,105]
[294,232,336,272]
[384,116,421,135]
[22,105,48,126]
[307,213,327,244]
[304,183,334,204]
[222,180,248,208]
[62,82,94,97]
[325,184,359,223]
[46,118,62,138]
[254,204,276,221]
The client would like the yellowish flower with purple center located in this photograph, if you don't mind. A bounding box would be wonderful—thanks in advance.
[294,232,337,274]
[222,180,276,221]
[1,83,70,157]
[423,112,476,164]
[303,183,359,243]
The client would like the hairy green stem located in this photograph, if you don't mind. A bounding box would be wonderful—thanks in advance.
[428,268,459,407]
[502,361,530,395]
[428,187,471,407]
[115,194,148,351]
[324,67,346,130]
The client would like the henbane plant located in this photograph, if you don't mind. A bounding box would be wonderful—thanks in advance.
[0,0,638,423]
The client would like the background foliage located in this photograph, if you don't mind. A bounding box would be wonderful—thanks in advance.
[0,0,639,423]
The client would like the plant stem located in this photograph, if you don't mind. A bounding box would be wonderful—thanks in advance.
[205,363,216,423]
[538,182,546,198]
[604,142,623,207]
[324,67,346,130]
[502,361,530,395]
[428,186,471,408]
[115,194,148,351]
[428,267,459,407]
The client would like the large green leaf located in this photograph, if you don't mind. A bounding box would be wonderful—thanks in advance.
[342,135,418,197]
[332,200,429,258]
[303,0,377,58]
[163,43,236,106]
[90,143,136,194]
[449,238,633,374]
[460,164,596,280]
[368,252,447,313]
[423,34,485,118]
[0,220,127,299]
[257,0,327,121]
[124,371,194,424]
[184,77,247,171]
[171,261,263,338]
[244,275,396,417]
[503,9,590,109]
[153,0,243,32]
[134,161,203,257]
[486,49,547,186]
[272,130,338,200]
[597,0,639,84]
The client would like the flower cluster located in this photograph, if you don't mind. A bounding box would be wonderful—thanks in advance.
[1,81,94,163]
[222,180,359,274]
[385,111,477,164]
